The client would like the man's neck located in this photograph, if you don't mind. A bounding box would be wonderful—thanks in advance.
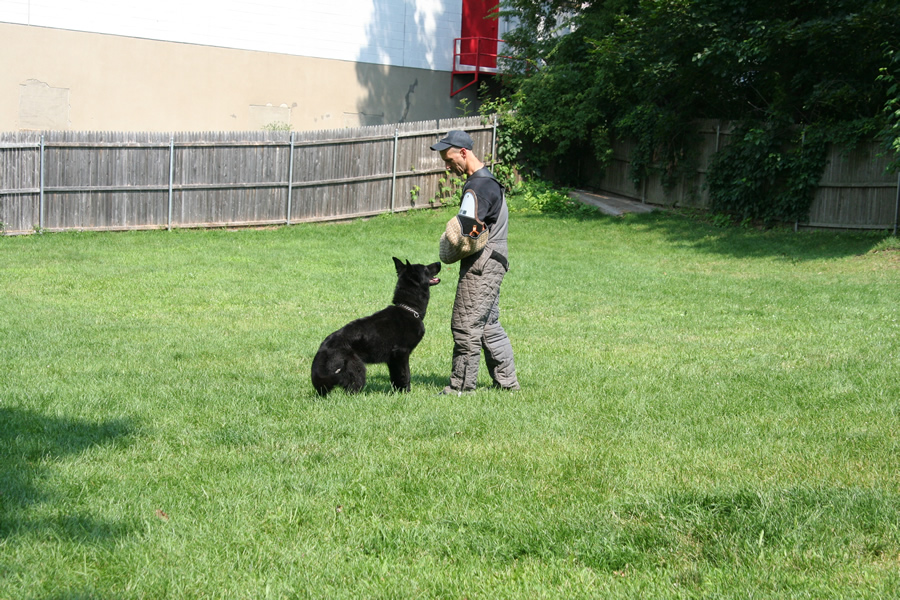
[466,159,485,176]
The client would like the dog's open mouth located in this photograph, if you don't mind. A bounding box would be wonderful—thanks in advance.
[429,277,441,286]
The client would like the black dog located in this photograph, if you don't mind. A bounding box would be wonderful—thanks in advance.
[311,257,441,396]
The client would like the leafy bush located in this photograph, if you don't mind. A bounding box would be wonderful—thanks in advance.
[506,178,597,217]
[705,123,825,223]
[879,45,900,172]
[705,120,880,224]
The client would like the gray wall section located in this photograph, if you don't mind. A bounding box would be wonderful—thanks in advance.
[1,22,478,133]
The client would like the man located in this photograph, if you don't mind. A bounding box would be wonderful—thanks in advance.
[430,130,520,394]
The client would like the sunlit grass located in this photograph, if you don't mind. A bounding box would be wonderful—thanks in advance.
[1,200,898,598]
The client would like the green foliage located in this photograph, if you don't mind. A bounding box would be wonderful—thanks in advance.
[613,104,700,190]
[478,90,525,189]
[456,96,476,117]
[261,121,291,131]
[506,177,565,212]
[433,174,464,205]
[706,120,881,223]
[872,236,900,253]
[878,44,900,172]
[705,123,823,223]
[506,177,596,217]
[498,0,900,213]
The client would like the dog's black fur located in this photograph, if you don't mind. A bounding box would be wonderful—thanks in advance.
[311,257,441,396]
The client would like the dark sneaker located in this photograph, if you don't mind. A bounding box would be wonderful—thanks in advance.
[438,386,475,396]
[492,381,520,392]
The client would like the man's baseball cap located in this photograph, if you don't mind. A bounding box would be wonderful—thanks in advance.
[430,130,474,151]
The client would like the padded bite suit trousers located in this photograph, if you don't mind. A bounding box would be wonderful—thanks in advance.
[449,252,519,391]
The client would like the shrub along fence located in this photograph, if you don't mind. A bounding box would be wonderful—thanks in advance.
[582,120,900,233]
[0,116,497,235]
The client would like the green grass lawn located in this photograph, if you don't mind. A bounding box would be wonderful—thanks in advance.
[1,196,899,598]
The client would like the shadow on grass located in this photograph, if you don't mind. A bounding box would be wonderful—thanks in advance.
[515,207,891,262]
[354,372,447,395]
[307,372,447,397]
[0,406,136,542]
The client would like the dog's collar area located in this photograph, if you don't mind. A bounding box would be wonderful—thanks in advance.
[395,303,421,319]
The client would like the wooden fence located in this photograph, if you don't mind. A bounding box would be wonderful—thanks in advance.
[5,116,897,234]
[0,116,497,235]
[582,120,900,232]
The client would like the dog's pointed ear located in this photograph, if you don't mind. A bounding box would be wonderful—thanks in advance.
[392,256,404,273]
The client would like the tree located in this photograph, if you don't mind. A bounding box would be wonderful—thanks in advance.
[498,0,900,221]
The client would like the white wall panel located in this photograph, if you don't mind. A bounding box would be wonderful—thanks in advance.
[0,0,463,70]
[0,0,29,21]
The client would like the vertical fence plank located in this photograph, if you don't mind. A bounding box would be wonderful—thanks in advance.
[39,134,45,231]
[391,128,399,213]
[894,172,899,236]
[167,135,174,230]
[0,133,40,233]
[286,131,295,225]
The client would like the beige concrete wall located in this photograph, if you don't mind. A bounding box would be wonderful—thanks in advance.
[1,22,478,132]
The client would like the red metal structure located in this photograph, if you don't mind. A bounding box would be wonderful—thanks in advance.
[451,0,502,96]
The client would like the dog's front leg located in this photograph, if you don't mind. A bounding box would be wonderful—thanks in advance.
[388,353,412,392]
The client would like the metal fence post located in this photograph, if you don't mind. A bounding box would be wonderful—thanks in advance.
[286,131,295,225]
[390,128,399,213]
[39,135,45,232]
[167,136,174,230]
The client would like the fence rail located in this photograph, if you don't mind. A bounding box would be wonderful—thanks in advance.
[0,116,497,235]
[582,120,900,233]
